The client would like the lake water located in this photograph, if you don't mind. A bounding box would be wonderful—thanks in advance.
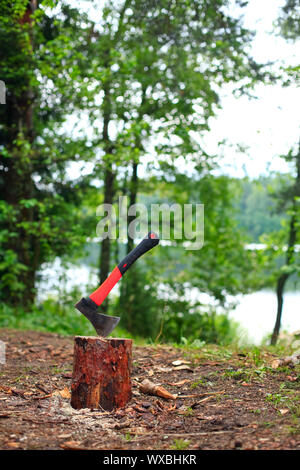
[38,260,299,345]
[228,290,299,345]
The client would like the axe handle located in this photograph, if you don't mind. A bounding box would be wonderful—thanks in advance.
[89,266,122,306]
[117,231,159,275]
[89,232,159,306]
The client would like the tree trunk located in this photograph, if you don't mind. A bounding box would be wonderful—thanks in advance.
[126,85,146,255]
[99,166,115,286]
[0,1,37,307]
[271,149,300,345]
[127,161,138,254]
[97,2,130,307]
[271,273,289,345]
[98,76,115,312]
[271,213,296,345]
[71,336,132,411]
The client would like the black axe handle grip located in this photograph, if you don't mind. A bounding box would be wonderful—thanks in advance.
[118,231,159,275]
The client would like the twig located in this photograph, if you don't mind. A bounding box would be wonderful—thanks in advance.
[35,384,50,394]
[178,391,225,399]
[131,430,235,441]
[154,308,165,344]
[32,393,52,400]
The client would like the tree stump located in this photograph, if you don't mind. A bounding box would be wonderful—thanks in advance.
[70,336,132,411]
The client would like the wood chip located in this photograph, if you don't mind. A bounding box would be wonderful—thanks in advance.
[0,385,12,394]
[172,360,191,366]
[6,441,19,448]
[172,365,193,372]
[286,376,298,382]
[60,440,83,450]
[53,387,71,399]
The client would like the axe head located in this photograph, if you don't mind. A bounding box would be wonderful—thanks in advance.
[75,297,120,337]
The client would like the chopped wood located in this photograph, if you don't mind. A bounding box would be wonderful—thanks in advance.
[139,379,177,400]
[271,353,300,369]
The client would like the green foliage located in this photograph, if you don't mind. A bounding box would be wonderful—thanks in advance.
[262,157,300,286]
[158,299,241,346]
[111,264,161,338]
[0,297,94,337]
[149,173,264,303]
[0,1,95,305]
[1,1,293,346]
[170,439,190,450]
[278,0,300,40]
[234,175,290,242]
[107,170,267,343]
[109,250,242,345]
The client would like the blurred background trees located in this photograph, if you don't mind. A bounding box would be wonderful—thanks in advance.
[0,0,299,345]
[0,0,95,306]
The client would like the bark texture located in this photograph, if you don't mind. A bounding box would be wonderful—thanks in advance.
[71,336,132,411]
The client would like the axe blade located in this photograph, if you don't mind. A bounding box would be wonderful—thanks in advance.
[75,232,160,337]
[75,297,120,337]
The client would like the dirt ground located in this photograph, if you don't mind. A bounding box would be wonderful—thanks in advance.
[0,328,299,451]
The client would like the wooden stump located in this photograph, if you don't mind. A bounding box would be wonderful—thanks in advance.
[70,336,132,411]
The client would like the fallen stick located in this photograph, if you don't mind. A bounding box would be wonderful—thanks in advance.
[178,390,225,399]
[32,394,52,400]
[130,430,235,440]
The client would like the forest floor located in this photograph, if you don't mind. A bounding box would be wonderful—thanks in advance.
[0,328,299,451]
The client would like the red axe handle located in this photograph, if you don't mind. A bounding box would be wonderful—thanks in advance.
[89,232,159,306]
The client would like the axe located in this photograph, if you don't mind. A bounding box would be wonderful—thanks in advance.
[75,231,159,337]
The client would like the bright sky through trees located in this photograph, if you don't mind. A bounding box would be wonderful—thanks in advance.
[204,0,300,178]
[66,0,299,180]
